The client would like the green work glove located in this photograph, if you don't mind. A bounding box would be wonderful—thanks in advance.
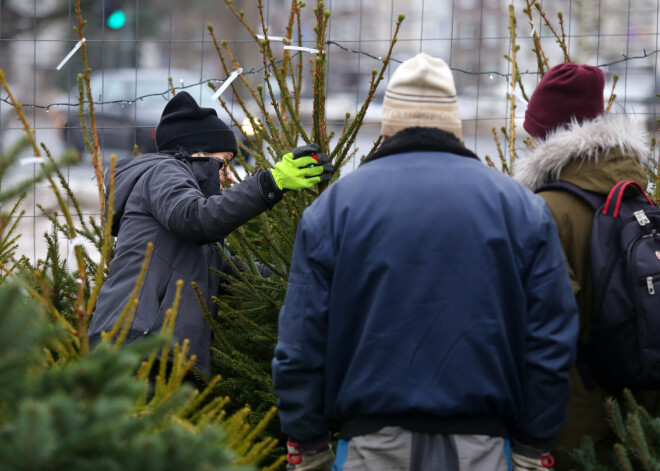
[269,143,333,191]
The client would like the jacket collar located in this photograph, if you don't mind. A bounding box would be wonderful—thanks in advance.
[176,155,222,198]
[514,113,650,191]
[363,126,479,164]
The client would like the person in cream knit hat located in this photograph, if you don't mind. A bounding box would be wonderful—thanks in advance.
[273,53,577,471]
[380,52,462,138]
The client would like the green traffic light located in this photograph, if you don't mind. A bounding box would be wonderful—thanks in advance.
[107,10,126,29]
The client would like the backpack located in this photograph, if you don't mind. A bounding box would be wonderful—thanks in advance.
[538,179,660,389]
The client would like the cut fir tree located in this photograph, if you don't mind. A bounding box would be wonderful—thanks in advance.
[200,0,405,440]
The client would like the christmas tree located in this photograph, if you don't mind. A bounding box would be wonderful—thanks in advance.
[197,0,405,438]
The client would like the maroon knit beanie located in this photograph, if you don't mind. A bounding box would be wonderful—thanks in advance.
[523,62,605,140]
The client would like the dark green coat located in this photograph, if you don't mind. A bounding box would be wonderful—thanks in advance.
[515,113,659,469]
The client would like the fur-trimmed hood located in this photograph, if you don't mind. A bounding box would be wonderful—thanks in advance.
[514,113,650,192]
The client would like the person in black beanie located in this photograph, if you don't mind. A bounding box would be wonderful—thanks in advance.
[88,91,333,375]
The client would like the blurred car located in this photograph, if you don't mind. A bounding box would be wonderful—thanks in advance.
[57,68,245,156]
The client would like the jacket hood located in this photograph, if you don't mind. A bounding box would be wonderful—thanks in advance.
[514,113,650,192]
[106,153,173,236]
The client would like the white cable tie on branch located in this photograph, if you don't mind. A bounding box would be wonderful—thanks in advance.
[284,45,321,54]
[67,235,87,261]
[70,236,86,247]
[20,156,46,165]
[56,38,86,71]
[256,35,290,43]
[211,68,243,101]
[529,21,536,36]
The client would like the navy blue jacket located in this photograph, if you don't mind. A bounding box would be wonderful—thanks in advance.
[272,127,578,444]
[89,152,281,374]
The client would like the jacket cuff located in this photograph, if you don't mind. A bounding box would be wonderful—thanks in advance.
[257,170,283,207]
[510,432,553,451]
[289,432,331,452]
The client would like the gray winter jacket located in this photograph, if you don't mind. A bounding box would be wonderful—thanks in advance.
[88,153,282,374]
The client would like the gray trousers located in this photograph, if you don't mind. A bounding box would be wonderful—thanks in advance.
[332,426,510,471]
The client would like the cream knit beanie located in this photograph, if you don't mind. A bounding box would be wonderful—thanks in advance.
[381,53,462,139]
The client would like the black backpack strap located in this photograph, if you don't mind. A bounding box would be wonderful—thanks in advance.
[537,180,603,390]
[575,347,597,390]
[536,180,605,210]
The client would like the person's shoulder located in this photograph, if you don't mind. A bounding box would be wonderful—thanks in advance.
[470,163,539,201]
[536,188,594,229]
[537,188,581,205]
[141,153,190,174]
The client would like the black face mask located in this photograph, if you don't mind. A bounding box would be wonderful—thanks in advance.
[174,152,222,198]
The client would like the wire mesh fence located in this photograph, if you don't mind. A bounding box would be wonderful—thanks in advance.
[1,0,660,261]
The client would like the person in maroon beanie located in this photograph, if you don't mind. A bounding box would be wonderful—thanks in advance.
[515,62,660,469]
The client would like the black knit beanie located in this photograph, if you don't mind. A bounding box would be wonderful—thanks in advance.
[155,91,238,155]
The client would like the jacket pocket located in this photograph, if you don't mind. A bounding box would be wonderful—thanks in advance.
[132,251,174,334]
[277,281,306,350]
[148,270,190,335]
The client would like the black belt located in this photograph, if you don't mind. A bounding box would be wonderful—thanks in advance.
[340,414,508,440]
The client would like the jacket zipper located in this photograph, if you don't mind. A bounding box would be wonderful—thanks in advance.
[594,210,660,316]
[647,276,656,295]
[628,222,660,315]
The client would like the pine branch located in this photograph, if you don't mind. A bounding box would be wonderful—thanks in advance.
[0,70,40,156]
[212,296,277,342]
[607,74,619,112]
[177,374,224,419]
[207,26,262,133]
[73,245,89,353]
[505,5,520,167]
[209,24,283,155]
[293,1,304,141]
[101,242,153,346]
[74,0,105,217]
[615,443,634,471]
[522,1,549,75]
[44,164,77,239]
[0,136,30,181]
[256,0,310,146]
[363,135,383,162]
[0,195,26,264]
[0,261,78,349]
[191,393,231,425]
[153,280,184,400]
[608,397,628,442]
[336,147,359,175]
[311,3,331,149]
[0,152,76,204]
[192,282,231,354]
[330,14,405,171]
[533,2,571,62]
[211,341,270,379]
[87,155,116,315]
[227,227,288,279]
[41,143,89,234]
[491,127,506,172]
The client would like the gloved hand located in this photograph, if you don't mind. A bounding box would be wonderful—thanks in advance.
[511,441,555,471]
[286,437,335,471]
[269,143,334,191]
